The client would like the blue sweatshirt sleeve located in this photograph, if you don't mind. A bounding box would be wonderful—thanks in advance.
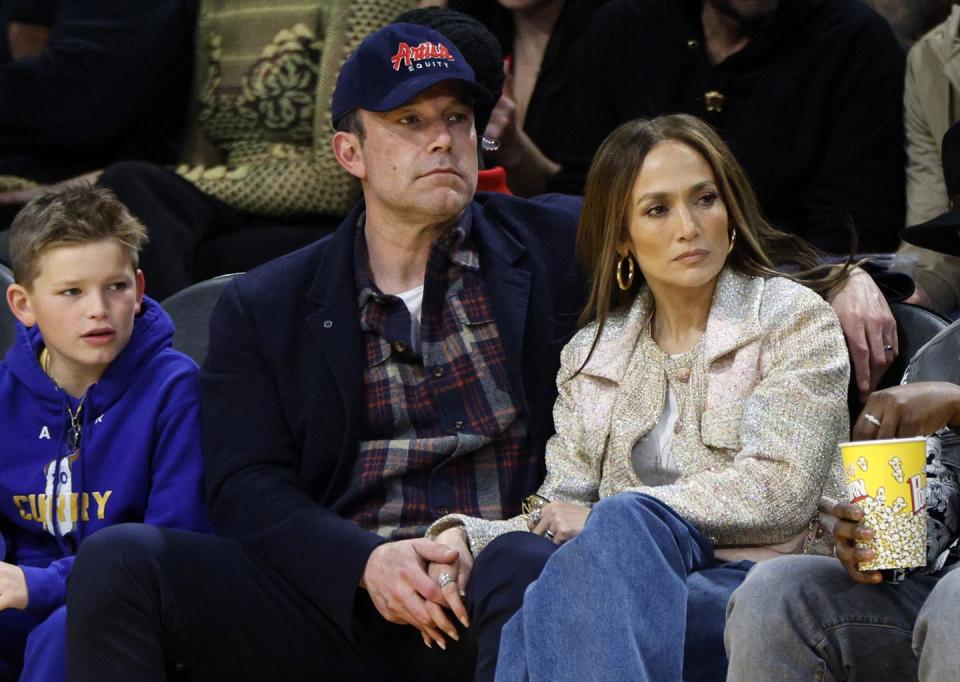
[144,368,211,533]
[21,556,73,614]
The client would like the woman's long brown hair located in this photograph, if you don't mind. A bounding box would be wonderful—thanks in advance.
[576,114,854,341]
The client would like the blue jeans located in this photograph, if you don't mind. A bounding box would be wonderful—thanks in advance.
[725,555,954,681]
[495,493,751,682]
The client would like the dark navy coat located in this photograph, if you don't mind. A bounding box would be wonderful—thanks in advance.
[201,192,585,632]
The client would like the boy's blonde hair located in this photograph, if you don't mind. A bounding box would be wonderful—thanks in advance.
[9,187,148,288]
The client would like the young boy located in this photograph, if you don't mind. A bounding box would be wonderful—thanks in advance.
[0,187,209,681]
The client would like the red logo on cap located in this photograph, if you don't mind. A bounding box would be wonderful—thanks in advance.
[390,41,455,71]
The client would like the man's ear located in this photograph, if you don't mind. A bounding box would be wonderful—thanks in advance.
[6,283,36,327]
[134,269,145,314]
[332,131,366,180]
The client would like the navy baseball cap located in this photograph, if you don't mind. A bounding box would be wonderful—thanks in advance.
[331,23,493,129]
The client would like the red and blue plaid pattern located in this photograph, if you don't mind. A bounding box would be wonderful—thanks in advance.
[345,215,535,539]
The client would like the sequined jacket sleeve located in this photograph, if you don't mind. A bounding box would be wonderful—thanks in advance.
[430,274,850,556]
[624,281,849,547]
[426,334,604,556]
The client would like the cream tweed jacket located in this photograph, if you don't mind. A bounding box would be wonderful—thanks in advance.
[429,269,850,562]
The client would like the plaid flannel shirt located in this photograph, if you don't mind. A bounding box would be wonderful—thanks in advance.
[344,213,536,539]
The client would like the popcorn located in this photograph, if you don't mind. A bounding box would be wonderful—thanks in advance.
[857,495,926,571]
[889,457,904,484]
[840,438,928,571]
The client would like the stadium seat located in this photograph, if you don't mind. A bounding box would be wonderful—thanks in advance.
[161,273,239,366]
[882,303,952,389]
[0,264,16,355]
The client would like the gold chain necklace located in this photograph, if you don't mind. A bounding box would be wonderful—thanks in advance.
[39,347,86,450]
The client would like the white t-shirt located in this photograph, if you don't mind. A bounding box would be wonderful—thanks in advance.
[396,284,424,341]
[630,384,680,486]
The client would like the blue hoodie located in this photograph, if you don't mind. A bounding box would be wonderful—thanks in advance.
[0,297,209,616]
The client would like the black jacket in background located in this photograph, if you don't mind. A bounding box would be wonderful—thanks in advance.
[0,0,196,183]
[448,0,613,166]
[553,0,906,254]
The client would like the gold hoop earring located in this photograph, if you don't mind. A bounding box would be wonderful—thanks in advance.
[616,254,635,291]
[728,228,737,255]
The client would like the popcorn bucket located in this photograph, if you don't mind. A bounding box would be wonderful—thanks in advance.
[838,437,927,571]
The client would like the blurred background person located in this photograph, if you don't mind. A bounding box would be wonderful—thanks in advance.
[861,0,952,49]
[551,0,906,256]
[901,9,960,316]
[442,0,611,197]
[0,0,196,198]
[88,0,416,300]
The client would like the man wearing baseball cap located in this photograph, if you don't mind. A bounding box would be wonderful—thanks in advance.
[65,22,584,681]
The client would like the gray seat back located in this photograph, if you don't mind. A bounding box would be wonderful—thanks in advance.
[881,303,953,389]
[0,265,16,356]
[161,274,240,366]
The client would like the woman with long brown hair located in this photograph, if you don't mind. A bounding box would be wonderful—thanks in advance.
[428,113,852,680]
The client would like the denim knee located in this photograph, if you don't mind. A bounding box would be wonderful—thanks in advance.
[730,556,801,605]
[585,493,642,530]
[585,492,685,536]
[915,568,960,657]
[923,568,960,620]
[0,608,43,679]
[726,555,840,645]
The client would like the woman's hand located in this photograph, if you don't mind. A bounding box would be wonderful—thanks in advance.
[423,527,473,649]
[482,68,560,197]
[0,562,27,610]
[529,501,590,545]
